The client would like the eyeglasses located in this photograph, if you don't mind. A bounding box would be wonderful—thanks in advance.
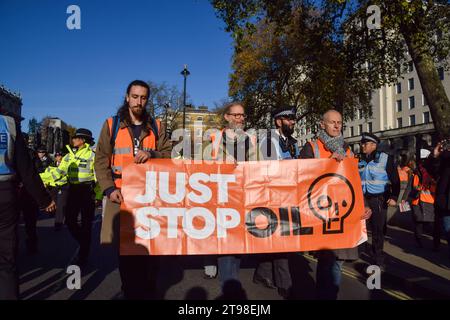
[227,113,247,119]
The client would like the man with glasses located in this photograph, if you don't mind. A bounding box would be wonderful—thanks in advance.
[252,106,299,299]
[203,101,256,297]
[207,102,251,162]
[359,132,399,269]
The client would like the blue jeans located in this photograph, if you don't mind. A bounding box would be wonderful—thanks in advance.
[316,251,344,300]
[218,255,241,286]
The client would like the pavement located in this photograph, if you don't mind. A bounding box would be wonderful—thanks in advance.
[16,206,450,300]
[366,208,450,299]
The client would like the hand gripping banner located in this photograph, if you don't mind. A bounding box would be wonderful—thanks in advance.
[120,158,367,255]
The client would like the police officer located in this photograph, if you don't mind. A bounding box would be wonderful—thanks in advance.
[0,112,55,300]
[253,106,298,298]
[40,151,68,231]
[36,146,52,173]
[44,128,96,265]
[359,132,400,267]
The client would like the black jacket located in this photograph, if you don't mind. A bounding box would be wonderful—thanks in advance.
[425,150,450,215]
[36,156,53,174]
[13,130,52,209]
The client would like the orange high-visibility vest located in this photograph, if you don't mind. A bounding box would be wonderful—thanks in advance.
[309,139,353,159]
[398,166,411,182]
[107,117,160,188]
[398,166,412,190]
[411,174,436,206]
[210,129,224,160]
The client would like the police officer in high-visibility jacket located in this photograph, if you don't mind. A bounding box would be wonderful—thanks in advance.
[359,132,400,267]
[45,128,96,265]
[0,112,55,300]
[40,155,69,231]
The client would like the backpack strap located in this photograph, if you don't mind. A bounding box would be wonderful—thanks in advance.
[110,115,160,149]
[110,115,120,148]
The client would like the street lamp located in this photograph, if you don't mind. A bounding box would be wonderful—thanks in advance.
[181,64,190,130]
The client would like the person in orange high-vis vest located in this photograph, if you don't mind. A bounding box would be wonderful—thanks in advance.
[409,149,436,248]
[95,80,171,300]
[202,101,256,297]
[299,109,371,300]
[397,153,414,205]
[398,165,412,189]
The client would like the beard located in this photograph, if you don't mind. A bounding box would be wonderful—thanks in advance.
[129,105,144,119]
[281,123,294,137]
[228,122,244,131]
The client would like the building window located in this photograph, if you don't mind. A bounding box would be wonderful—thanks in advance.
[408,61,414,73]
[350,127,354,137]
[396,99,402,112]
[409,115,416,126]
[396,82,402,94]
[368,122,373,133]
[423,111,431,124]
[408,78,414,91]
[397,117,403,128]
[438,67,444,80]
[197,116,203,121]
[358,124,363,135]
[408,96,415,109]
[422,94,427,106]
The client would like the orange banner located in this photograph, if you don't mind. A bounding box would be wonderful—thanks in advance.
[120,158,367,255]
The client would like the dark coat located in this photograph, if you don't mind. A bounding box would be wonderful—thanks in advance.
[299,140,359,261]
[425,150,450,216]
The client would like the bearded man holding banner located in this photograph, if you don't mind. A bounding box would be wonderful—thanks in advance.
[203,101,257,294]
[252,106,299,299]
[299,109,372,300]
[95,80,171,299]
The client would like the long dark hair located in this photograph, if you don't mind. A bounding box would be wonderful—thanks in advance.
[116,80,151,123]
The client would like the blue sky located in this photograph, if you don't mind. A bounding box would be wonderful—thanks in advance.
[0,0,234,139]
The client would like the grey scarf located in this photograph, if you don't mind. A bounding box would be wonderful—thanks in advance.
[317,129,346,157]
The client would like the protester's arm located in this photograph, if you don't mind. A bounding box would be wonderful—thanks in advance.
[298,142,314,159]
[386,155,400,200]
[94,120,116,196]
[152,122,172,159]
[14,130,52,209]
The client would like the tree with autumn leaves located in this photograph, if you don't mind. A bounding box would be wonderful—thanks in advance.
[212,0,450,136]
